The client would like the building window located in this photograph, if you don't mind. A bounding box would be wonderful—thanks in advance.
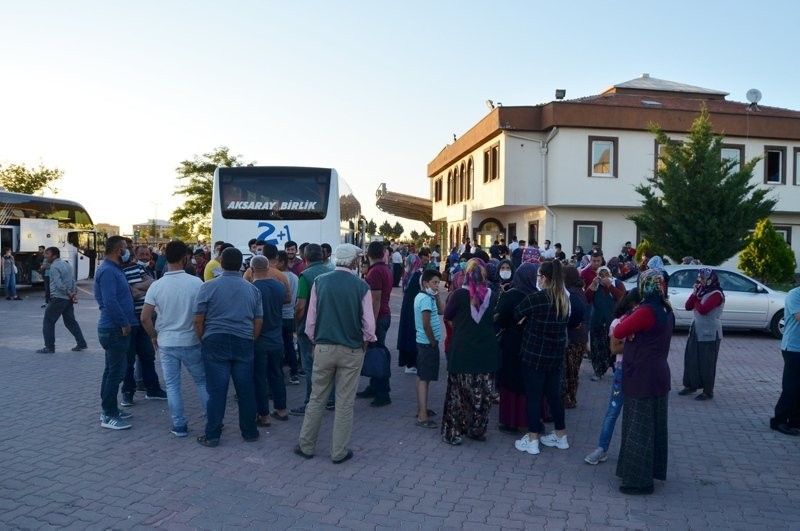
[508,222,517,243]
[794,148,800,186]
[447,171,453,205]
[467,158,474,199]
[484,144,500,183]
[764,146,786,184]
[654,139,682,175]
[588,136,618,177]
[721,144,745,174]
[774,225,792,246]
[434,178,443,202]
[573,221,603,254]
[454,166,461,203]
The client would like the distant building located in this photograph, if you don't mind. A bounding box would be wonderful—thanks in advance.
[132,219,173,241]
[96,223,120,238]
[423,74,800,270]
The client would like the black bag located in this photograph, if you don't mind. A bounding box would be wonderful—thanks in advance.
[361,344,391,379]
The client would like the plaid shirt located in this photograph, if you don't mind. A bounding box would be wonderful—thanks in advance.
[514,290,569,371]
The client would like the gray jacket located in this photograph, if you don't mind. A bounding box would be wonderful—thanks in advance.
[49,259,76,300]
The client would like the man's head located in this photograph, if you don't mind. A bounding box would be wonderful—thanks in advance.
[136,245,151,263]
[250,255,269,277]
[44,246,60,261]
[555,243,562,251]
[220,247,243,272]
[544,240,551,249]
[304,243,323,264]
[285,240,299,261]
[105,236,127,263]
[519,240,526,248]
[276,250,288,271]
[321,243,332,262]
[248,238,258,253]
[625,241,632,249]
[590,251,604,271]
[334,243,363,269]
[262,243,279,261]
[38,245,45,254]
[420,269,441,292]
[418,247,431,266]
[213,240,224,256]
[165,240,188,265]
[367,241,384,262]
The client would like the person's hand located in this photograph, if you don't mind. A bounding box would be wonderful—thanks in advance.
[121,325,131,336]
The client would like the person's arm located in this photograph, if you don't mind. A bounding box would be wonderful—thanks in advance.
[371,290,381,322]
[685,293,697,311]
[567,292,585,329]
[304,284,318,341]
[360,287,377,346]
[422,310,437,349]
[253,317,263,340]
[243,268,254,282]
[294,275,309,325]
[608,280,626,301]
[612,305,656,338]
[98,270,131,332]
[140,303,158,349]
[692,292,724,315]
[193,314,205,339]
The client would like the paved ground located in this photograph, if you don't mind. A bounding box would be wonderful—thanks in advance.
[1,280,799,530]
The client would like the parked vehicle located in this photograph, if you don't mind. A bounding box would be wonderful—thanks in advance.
[624,265,787,338]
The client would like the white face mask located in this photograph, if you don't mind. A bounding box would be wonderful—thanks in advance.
[499,270,512,280]
[424,287,437,296]
[137,260,149,267]
[537,276,546,290]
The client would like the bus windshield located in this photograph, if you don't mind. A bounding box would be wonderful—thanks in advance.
[219,167,330,220]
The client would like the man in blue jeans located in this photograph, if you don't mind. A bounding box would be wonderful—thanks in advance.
[193,247,263,447]
[140,240,209,438]
[95,236,139,430]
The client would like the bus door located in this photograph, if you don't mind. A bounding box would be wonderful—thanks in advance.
[0,226,16,253]
[68,231,95,280]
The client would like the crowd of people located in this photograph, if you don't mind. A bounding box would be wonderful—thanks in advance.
[12,229,792,497]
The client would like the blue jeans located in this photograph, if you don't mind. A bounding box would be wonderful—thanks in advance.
[254,338,286,414]
[369,316,392,399]
[160,344,209,430]
[202,333,258,441]
[597,365,624,451]
[98,328,132,417]
[123,324,162,394]
[4,271,17,297]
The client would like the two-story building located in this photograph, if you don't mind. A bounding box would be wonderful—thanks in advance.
[426,74,800,269]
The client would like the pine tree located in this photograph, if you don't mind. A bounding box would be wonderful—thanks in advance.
[738,218,796,284]
[629,107,776,265]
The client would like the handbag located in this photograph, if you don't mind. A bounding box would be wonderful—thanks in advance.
[361,344,391,379]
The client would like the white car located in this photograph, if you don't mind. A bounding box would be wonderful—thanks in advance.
[624,265,787,339]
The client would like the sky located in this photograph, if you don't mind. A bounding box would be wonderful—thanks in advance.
[2,1,799,237]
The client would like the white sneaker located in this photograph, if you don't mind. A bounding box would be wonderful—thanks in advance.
[404,367,417,374]
[514,436,540,455]
[540,432,569,449]
[584,447,607,465]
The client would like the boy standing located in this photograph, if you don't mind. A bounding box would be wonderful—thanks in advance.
[413,269,443,428]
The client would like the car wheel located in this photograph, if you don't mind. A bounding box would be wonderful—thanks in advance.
[770,310,784,339]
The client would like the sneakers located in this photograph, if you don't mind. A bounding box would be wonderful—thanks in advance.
[404,367,418,374]
[145,389,168,400]
[100,415,132,430]
[590,374,602,382]
[35,347,55,354]
[514,436,540,455]
[71,344,88,352]
[171,426,188,437]
[120,392,135,407]
[289,375,301,385]
[289,405,306,416]
[540,432,569,450]
[585,447,608,465]
[100,410,132,421]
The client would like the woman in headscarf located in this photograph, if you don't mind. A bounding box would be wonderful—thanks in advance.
[396,249,430,374]
[612,269,675,495]
[587,265,626,381]
[679,268,725,401]
[441,258,499,445]
[494,262,538,433]
[513,260,574,456]
[497,258,514,291]
[562,265,589,409]
[485,259,501,294]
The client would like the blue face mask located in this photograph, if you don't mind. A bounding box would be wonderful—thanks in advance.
[121,249,130,263]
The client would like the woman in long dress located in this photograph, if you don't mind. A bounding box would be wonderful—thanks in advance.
[396,251,429,373]
[441,258,499,445]
[679,268,724,401]
[612,270,674,495]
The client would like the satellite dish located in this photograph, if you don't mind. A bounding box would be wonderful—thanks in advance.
[746,89,762,104]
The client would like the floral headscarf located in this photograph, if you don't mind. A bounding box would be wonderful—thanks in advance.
[638,269,671,325]
[522,246,541,264]
[463,258,491,323]
[511,262,539,295]
[402,254,421,292]
[696,267,724,300]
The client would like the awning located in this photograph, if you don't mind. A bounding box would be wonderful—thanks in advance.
[375,183,433,229]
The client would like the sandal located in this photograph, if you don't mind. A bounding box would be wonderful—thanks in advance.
[415,419,438,429]
[270,411,289,421]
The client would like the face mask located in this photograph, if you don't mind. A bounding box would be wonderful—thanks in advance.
[137,260,149,267]
[499,270,512,280]
[424,287,437,296]
[121,249,130,263]
[191,258,197,265]
[537,276,546,290]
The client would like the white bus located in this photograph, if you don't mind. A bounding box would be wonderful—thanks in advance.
[211,166,366,252]
[0,191,98,282]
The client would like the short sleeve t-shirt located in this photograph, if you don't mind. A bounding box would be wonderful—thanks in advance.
[414,292,442,344]
[144,271,203,347]
[195,272,263,340]
[365,262,393,319]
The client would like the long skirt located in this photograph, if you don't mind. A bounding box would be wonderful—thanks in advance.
[682,329,721,396]
[498,388,527,430]
[616,395,668,490]
[589,325,613,377]
[562,342,586,408]
[441,373,493,443]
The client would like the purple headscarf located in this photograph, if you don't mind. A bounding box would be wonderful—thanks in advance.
[464,258,491,323]
[696,267,723,300]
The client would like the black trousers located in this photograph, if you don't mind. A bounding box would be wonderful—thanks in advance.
[772,350,800,428]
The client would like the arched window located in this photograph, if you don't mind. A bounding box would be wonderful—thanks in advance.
[459,162,466,203]
[449,226,454,252]
[467,158,474,199]
[455,225,461,248]
[463,223,469,245]
[447,171,453,205]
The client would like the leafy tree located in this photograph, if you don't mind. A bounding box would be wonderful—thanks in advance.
[366,219,377,236]
[171,146,254,240]
[392,221,404,240]
[164,219,195,243]
[409,230,419,244]
[629,107,776,265]
[0,163,62,195]
[738,218,796,284]
[378,220,394,239]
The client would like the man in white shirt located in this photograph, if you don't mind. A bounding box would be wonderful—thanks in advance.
[391,247,403,287]
[140,240,208,438]
[540,239,556,260]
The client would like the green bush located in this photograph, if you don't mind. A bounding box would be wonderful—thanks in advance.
[738,218,796,284]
